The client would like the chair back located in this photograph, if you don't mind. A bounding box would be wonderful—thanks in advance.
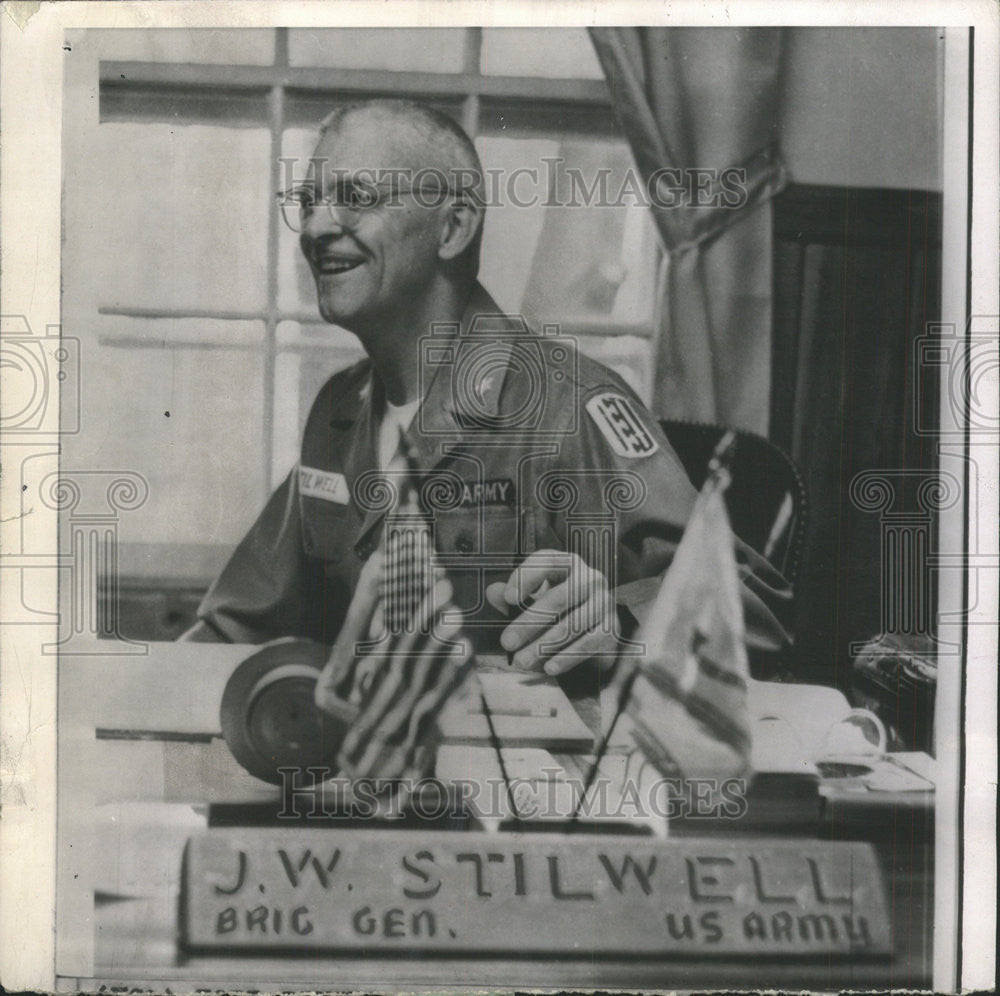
[660,419,808,585]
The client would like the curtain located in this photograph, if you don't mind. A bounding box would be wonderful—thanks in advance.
[771,187,943,685]
[589,28,787,432]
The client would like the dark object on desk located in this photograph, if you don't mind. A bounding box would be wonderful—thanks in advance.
[219,639,349,785]
[851,634,937,753]
[660,419,808,586]
[206,779,477,831]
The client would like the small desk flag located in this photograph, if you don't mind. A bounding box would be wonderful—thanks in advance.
[331,439,475,792]
[625,436,753,781]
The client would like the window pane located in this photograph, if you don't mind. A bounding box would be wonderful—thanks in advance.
[89,315,264,349]
[575,334,655,408]
[288,28,468,72]
[478,100,617,139]
[476,136,659,330]
[277,127,325,315]
[64,337,266,561]
[476,136,556,316]
[480,28,604,79]
[273,329,366,488]
[65,123,270,314]
[68,27,276,65]
[285,93,464,131]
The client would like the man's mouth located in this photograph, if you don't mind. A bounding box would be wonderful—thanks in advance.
[317,252,365,275]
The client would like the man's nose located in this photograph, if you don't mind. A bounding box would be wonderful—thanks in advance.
[303,203,355,237]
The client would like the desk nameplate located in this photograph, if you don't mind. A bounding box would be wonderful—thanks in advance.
[180,829,892,958]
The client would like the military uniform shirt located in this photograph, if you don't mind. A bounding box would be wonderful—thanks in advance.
[189,285,792,660]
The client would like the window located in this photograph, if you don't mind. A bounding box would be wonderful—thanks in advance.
[64,27,661,582]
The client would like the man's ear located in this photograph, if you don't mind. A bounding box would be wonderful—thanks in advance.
[437,198,482,261]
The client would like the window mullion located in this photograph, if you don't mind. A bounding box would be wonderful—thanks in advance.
[264,33,287,500]
[463,27,482,74]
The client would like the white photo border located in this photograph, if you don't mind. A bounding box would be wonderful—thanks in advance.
[1,2,996,992]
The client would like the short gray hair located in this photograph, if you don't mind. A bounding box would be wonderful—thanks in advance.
[319,99,483,196]
[318,98,485,275]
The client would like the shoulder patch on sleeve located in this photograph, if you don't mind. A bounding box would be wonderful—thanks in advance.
[585,392,660,459]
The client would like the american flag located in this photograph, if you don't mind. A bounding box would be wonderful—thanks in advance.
[334,442,475,789]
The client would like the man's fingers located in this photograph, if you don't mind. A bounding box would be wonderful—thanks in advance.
[501,567,605,653]
[510,591,614,671]
[502,550,574,605]
[368,598,384,641]
[500,579,571,652]
[485,580,508,614]
[541,624,619,676]
[335,549,383,649]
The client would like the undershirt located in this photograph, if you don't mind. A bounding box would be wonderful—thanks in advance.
[377,397,421,471]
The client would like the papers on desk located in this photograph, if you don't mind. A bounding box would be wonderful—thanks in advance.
[744,683,935,830]
[438,670,594,751]
[822,756,934,794]
[599,676,936,832]
[68,641,934,839]
[435,745,666,836]
[891,750,937,783]
[435,670,661,832]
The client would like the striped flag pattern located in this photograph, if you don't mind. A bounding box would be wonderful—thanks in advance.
[334,469,474,788]
[381,505,434,635]
[625,454,754,782]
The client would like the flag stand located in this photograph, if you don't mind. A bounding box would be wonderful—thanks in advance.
[566,431,738,830]
[397,430,522,830]
[477,683,524,830]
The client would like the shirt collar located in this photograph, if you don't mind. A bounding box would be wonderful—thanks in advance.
[325,282,518,474]
[339,283,515,547]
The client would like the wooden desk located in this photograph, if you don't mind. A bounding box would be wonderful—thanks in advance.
[56,641,933,991]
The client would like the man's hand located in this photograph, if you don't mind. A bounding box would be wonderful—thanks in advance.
[486,550,618,676]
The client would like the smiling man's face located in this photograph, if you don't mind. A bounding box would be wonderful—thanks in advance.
[299,112,448,337]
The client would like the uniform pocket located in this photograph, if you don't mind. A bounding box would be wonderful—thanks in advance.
[433,506,535,558]
[432,507,535,624]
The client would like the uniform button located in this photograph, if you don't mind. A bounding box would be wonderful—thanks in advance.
[302,527,315,554]
[355,540,373,560]
[455,533,474,553]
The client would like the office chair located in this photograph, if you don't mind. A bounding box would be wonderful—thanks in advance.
[659,419,808,586]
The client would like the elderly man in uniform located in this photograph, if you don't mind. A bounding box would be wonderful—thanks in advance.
[184,99,791,689]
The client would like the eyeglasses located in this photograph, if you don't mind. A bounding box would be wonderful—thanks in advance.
[276,177,453,233]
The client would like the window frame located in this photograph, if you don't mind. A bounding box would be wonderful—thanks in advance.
[93,27,661,574]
